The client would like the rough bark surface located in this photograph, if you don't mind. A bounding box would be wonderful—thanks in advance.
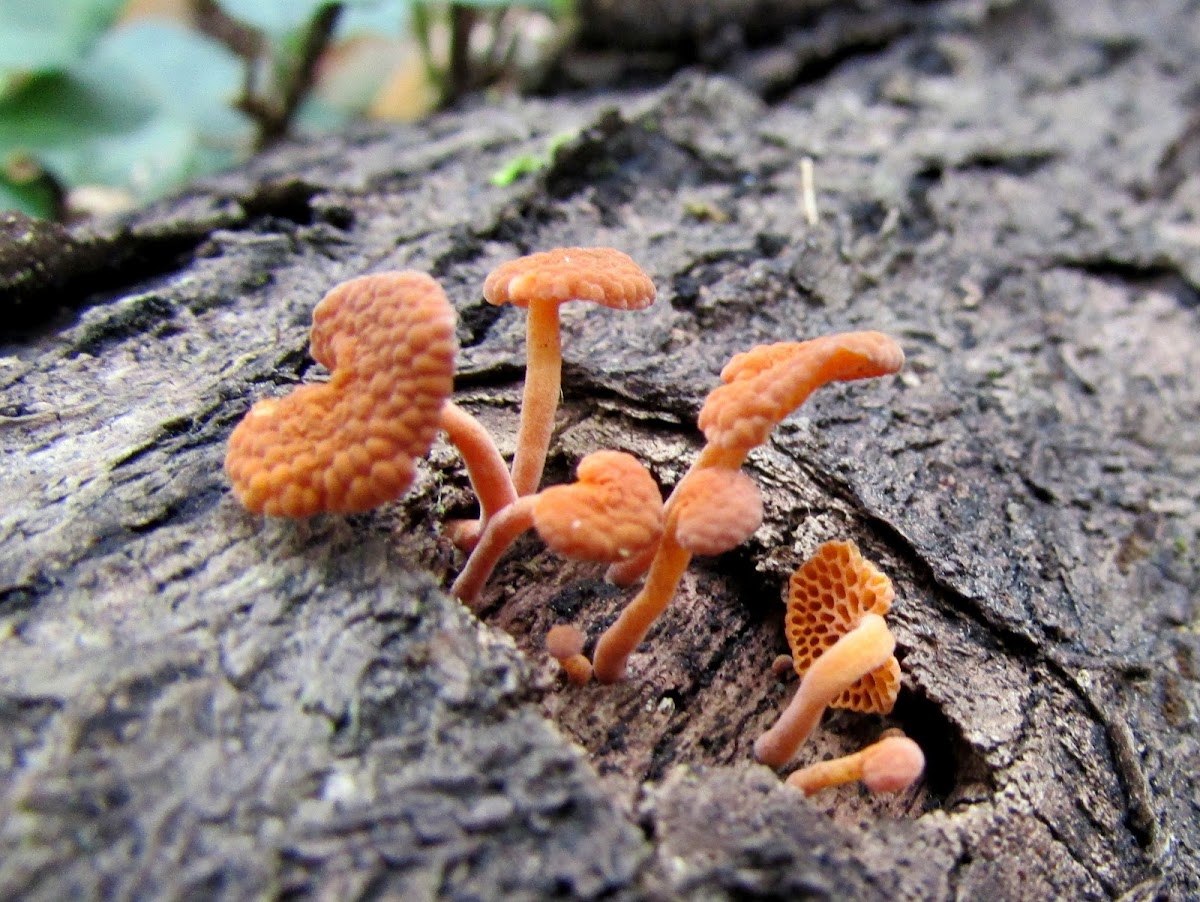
[3,0,1199,899]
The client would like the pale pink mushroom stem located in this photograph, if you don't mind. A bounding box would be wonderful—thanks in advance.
[785,735,925,796]
[440,401,517,534]
[450,496,537,609]
[511,300,562,496]
[754,613,896,768]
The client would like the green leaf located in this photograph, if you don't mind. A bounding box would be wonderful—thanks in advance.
[0,170,56,218]
[0,0,125,78]
[0,21,253,203]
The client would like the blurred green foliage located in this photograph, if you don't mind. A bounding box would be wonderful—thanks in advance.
[0,0,570,220]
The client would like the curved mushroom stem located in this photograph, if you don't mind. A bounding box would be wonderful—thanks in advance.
[440,402,517,535]
[511,299,562,497]
[785,734,924,796]
[592,528,692,683]
[754,614,896,768]
[450,496,537,609]
[606,443,748,585]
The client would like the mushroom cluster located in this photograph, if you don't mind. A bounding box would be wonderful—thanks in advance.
[224,247,664,632]
[224,247,921,803]
[757,540,924,797]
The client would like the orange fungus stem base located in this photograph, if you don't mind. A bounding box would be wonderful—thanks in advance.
[450,496,536,609]
[593,531,692,683]
[754,614,895,768]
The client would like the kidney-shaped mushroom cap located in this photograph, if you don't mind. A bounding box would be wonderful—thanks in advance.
[672,467,763,555]
[532,450,664,561]
[225,271,456,517]
[698,331,904,452]
[483,247,656,311]
[786,540,901,714]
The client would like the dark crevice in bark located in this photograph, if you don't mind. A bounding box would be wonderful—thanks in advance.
[1054,259,1200,309]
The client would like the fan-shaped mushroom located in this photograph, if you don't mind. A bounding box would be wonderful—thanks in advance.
[225,271,517,524]
[754,542,902,768]
[225,271,457,517]
[608,332,904,586]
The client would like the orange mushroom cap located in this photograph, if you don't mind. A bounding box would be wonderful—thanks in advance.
[225,271,456,517]
[533,450,665,561]
[786,540,900,714]
[483,247,657,312]
[698,331,904,452]
[671,467,763,555]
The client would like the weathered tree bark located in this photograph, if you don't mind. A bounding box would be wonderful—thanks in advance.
[2,0,1198,898]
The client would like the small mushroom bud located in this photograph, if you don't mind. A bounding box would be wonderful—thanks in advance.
[545,624,592,685]
[785,734,925,796]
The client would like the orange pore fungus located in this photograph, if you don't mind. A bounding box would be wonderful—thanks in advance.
[483,247,657,497]
[785,540,900,714]
[225,271,456,517]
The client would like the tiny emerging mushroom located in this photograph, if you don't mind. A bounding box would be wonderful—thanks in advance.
[225,271,516,523]
[591,467,763,684]
[450,450,664,609]
[546,624,593,686]
[785,733,925,796]
[483,247,657,497]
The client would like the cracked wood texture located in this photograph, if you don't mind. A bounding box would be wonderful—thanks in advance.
[3,0,1199,899]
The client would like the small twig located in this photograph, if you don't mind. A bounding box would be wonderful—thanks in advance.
[191,0,344,151]
[272,3,344,145]
[447,4,477,103]
[410,3,444,95]
[800,156,819,227]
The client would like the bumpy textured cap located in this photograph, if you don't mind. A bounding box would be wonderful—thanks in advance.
[785,540,900,714]
[672,468,763,555]
[225,271,456,517]
[532,450,664,561]
[483,247,656,311]
[698,331,904,451]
